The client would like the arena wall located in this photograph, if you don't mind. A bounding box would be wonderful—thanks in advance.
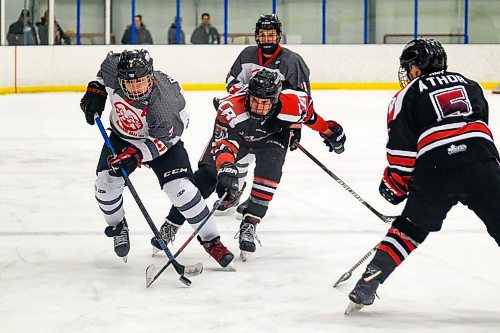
[0,44,499,94]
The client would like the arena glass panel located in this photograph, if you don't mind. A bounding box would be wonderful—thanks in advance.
[468,0,500,43]
[373,0,415,44]
[325,0,364,44]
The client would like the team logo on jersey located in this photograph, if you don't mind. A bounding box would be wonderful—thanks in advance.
[114,101,144,133]
[447,144,467,155]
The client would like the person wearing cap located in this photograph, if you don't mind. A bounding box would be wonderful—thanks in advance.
[7,9,39,45]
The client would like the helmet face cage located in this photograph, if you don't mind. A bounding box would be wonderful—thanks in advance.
[118,49,154,101]
[398,39,448,88]
[246,70,282,120]
[255,14,282,53]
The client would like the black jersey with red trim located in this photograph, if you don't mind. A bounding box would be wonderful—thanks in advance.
[386,70,498,178]
[213,89,328,169]
[225,45,311,95]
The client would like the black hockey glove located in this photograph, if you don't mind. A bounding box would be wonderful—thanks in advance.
[217,162,239,197]
[289,127,302,151]
[80,81,107,125]
[108,146,142,177]
[321,120,346,154]
[378,168,409,205]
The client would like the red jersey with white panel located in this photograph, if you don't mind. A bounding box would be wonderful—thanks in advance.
[385,70,498,192]
[213,88,329,168]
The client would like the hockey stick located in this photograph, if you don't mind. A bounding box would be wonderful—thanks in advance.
[95,116,202,286]
[145,192,228,288]
[332,244,379,287]
[295,143,396,224]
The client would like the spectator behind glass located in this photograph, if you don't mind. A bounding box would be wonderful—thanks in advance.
[168,17,185,44]
[121,14,153,44]
[191,13,220,44]
[6,9,38,45]
[36,10,71,45]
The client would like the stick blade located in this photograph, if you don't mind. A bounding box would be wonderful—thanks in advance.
[333,271,352,288]
[179,275,192,286]
[145,264,156,288]
[183,262,203,277]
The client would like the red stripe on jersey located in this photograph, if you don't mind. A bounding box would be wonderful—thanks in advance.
[387,154,416,167]
[307,114,329,133]
[251,189,273,201]
[254,176,279,187]
[216,139,238,155]
[377,244,402,265]
[388,228,416,252]
[258,45,282,67]
[418,123,492,151]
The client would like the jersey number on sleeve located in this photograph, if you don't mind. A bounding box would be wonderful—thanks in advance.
[429,86,472,121]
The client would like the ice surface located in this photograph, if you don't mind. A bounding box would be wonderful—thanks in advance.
[0,91,499,332]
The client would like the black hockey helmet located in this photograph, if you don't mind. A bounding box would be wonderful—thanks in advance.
[398,38,447,88]
[117,49,154,100]
[246,69,282,120]
[255,14,282,54]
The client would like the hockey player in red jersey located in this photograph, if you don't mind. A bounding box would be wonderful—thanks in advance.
[79,49,234,267]
[213,14,311,215]
[159,69,345,260]
[345,39,500,314]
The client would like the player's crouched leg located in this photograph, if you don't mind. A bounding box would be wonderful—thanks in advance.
[163,177,234,267]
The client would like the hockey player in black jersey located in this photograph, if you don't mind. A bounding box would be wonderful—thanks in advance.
[345,39,500,314]
[156,69,345,260]
[211,14,312,215]
[79,49,234,267]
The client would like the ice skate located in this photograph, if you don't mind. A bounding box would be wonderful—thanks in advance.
[151,218,180,256]
[104,218,130,263]
[235,214,261,261]
[345,265,381,315]
[198,236,235,269]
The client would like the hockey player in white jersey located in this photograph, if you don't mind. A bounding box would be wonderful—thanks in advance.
[79,49,234,267]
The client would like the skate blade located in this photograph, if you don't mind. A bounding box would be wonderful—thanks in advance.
[344,301,364,315]
[239,251,252,262]
[121,255,128,263]
[213,207,236,216]
[222,262,237,272]
[151,246,161,257]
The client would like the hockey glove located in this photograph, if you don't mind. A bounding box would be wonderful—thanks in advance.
[108,146,142,177]
[217,162,239,197]
[321,120,346,154]
[289,127,302,151]
[379,168,410,205]
[80,81,107,125]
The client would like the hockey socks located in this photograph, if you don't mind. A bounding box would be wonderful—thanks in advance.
[371,228,419,282]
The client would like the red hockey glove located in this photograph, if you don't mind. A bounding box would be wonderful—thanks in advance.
[379,168,410,205]
[320,120,346,154]
[80,81,107,125]
[108,146,142,177]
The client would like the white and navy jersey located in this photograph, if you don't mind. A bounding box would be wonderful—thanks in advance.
[97,53,189,162]
[225,45,311,95]
[386,70,498,178]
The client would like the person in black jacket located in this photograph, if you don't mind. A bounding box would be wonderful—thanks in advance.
[6,9,38,45]
[190,13,220,44]
[345,39,500,315]
[121,14,153,45]
[167,17,185,44]
[36,10,71,45]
